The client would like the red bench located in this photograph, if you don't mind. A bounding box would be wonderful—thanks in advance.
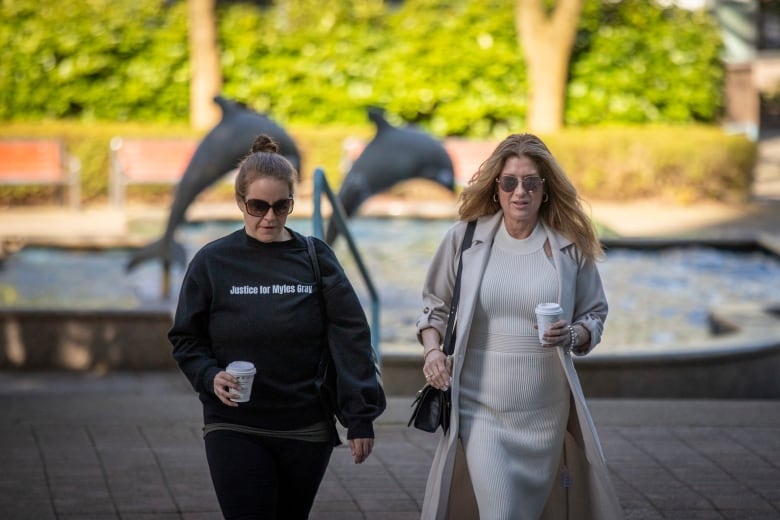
[0,139,81,209]
[443,138,499,187]
[109,137,199,208]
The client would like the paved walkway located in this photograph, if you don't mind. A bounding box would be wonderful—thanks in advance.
[0,371,778,520]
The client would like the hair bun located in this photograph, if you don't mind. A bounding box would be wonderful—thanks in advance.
[250,134,279,154]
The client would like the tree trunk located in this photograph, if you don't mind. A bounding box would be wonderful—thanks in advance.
[188,0,222,130]
[515,0,583,134]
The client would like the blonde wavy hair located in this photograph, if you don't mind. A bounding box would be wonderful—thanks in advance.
[458,133,603,261]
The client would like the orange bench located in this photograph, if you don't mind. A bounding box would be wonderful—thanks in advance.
[443,138,499,187]
[0,139,81,208]
[109,137,199,208]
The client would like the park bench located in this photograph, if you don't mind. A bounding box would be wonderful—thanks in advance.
[341,137,499,187]
[109,136,199,208]
[443,138,499,186]
[0,139,81,209]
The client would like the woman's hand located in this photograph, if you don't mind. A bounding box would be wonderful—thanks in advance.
[540,320,589,352]
[540,319,571,348]
[349,438,374,464]
[213,370,240,407]
[421,328,452,390]
[423,350,452,390]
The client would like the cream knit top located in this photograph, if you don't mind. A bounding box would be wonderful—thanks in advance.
[468,221,556,351]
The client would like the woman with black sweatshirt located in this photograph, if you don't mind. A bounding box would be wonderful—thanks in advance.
[169,134,385,519]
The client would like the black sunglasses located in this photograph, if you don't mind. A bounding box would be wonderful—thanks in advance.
[243,197,294,218]
[496,175,545,193]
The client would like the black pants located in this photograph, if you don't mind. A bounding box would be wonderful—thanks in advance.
[204,429,333,520]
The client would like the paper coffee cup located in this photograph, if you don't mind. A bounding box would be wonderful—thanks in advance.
[535,303,562,344]
[226,361,256,403]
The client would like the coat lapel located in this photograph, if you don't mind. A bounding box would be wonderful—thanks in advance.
[451,213,502,370]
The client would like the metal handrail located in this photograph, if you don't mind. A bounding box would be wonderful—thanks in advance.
[311,167,381,363]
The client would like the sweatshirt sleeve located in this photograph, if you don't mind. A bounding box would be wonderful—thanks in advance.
[313,238,386,439]
[168,256,221,394]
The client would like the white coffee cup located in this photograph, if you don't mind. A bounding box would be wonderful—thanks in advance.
[535,303,563,344]
[226,361,256,403]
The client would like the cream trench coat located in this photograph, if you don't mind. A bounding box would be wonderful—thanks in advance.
[416,212,623,520]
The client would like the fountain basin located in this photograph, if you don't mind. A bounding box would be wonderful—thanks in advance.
[381,302,780,398]
[2,297,779,398]
[0,305,175,372]
[1,221,779,398]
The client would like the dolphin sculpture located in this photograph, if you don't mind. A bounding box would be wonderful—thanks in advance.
[325,107,455,244]
[127,95,301,274]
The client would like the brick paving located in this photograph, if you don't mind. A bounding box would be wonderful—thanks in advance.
[0,371,778,519]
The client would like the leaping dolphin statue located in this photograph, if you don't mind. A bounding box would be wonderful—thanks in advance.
[325,107,455,244]
[127,95,301,274]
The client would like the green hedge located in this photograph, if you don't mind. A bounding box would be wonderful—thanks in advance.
[568,1,722,124]
[0,1,744,206]
[0,121,367,204]
[1,0,723,134]
[0,122,757,206]
[0,1,190,121]
[542,126,756,204]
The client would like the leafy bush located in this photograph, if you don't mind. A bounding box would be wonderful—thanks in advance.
[543,126,756,203]
[0,1,745,206]
[0,122,757,206]
[568,0,723,124]
[1,0,725,135]
[0,120,361,204]
[0,1,189,121]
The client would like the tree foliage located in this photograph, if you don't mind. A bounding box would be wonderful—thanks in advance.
[0,1,189,121]
[0,0,724,136]
[567,0,723,124]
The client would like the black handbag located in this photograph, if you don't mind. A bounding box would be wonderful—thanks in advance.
[408,381,452,433]
[306,236,348,428]
[408,220,476,434]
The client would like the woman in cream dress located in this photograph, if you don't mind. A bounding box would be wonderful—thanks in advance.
[417,134,623,519]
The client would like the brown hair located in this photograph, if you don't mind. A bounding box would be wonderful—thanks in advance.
[234,134,298,201]
[458,133,603,261]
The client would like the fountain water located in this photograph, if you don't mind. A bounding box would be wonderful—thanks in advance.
[1,217,779,397]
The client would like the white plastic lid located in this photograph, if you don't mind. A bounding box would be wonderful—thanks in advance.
[535,302,562,315]
[226,361,256,374]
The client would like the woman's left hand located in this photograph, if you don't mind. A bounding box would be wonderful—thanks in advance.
[349,437,374,464]
[542,319,571,348]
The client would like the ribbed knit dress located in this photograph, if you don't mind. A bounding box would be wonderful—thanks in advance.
[459,222,570,519]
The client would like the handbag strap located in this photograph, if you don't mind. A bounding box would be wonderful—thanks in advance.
[441,220,477,356]
[305,237,330,370]
[306,236,323,295]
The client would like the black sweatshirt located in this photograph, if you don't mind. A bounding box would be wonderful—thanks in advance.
[168,228,384,439]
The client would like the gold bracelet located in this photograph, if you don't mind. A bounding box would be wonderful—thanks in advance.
[423,348,441,361]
